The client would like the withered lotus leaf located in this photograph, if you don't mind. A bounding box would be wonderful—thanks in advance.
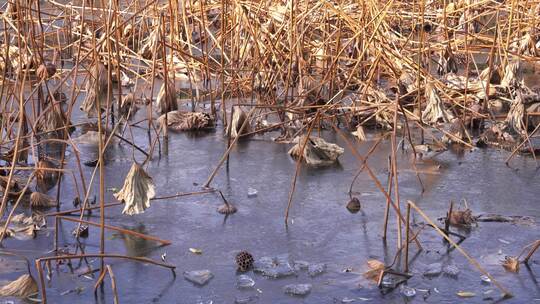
[0,274,38,298]
[30,192,57,208]
[158,111,214,131]
[114,162,156,216]
[448,209,476,227]
[363,259,385,281]
[502,256,520,273]
[226,106,251,138]
[288,136,344,166]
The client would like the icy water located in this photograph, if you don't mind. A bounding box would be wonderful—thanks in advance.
[2,112,539,303]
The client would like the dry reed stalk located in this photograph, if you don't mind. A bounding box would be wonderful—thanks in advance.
[404,203,411,273]
[56,216,170,245]
[523,240,540,264]
[391,94,402,249]
[382,156,393,242]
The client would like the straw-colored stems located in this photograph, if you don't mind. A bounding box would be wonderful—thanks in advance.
[523,240,540,264]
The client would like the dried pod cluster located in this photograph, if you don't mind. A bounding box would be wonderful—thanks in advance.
[235,251,254,272]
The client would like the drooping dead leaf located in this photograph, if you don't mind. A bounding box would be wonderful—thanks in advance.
[479,65,502,85]
[10,214,32,225]
[288,136,344,166]
[505,93,526,136]
[437,44,458,76]
[118,92,138,120]
[1,214,41,240]
[398,70,417,94]
[226,106,251,138]
[448,208,476,227]
[501,60,522,89]
[72,130,114,146]
[510,32,538,56]
[112,69,133,87]
[422,82,454,124]
[0,274,38,298]
[352,125,366,141]
[2,114,29,163]
[139,26,161,59]
[0,45,36,72]
[155,81,178,114]
[441,118,465,144]
[502,256,520,272]
[35,159,58,192]
[36,63,56,80]
[114,162,156,216]
[158,111,214,131]
[30,192,58,208]
[363,259,385,281]
[10,213,46,229]
[35,103,71,135]
[81,62,109,117]
[0,175,21,193]
[4,225,36,240]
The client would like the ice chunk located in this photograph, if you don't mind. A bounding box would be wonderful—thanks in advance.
[253,255,295,279]
[183,270,214,286]
[443,264,460,277]
[400,285,416,298]
[236,275,255,289]
[293,260,310,271]
[247,188,258,198]
[307,263,326,277]
[235,295,259,304]
[283,283,312,296]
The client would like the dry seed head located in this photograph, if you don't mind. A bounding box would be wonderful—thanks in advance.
[235,251,254,272]
[346,197,361,214]
[217,203,237,215]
